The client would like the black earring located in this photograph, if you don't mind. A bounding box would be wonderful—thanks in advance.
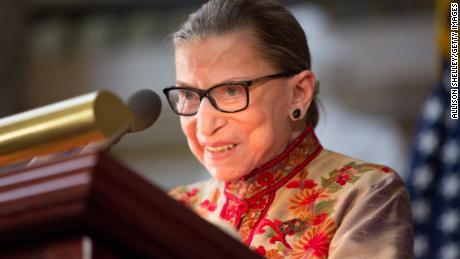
[292,109,301,119]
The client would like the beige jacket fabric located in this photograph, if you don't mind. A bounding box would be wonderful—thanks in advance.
[170,125,413,258]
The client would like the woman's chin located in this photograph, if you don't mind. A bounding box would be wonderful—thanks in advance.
[208,167,247,182]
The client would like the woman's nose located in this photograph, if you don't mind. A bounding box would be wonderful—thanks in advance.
[196,98,226,137]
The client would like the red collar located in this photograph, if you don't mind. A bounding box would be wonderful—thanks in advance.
[224,124,323,202]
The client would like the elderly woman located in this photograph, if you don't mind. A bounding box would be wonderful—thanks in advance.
[165,0,413,258]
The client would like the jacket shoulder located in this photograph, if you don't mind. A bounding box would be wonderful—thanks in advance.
[310,149,405,190]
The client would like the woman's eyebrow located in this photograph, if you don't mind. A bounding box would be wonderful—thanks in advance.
[219,75,252,83]
[175,80,194,87]
[175,76,251,88]
[211,77,254,87]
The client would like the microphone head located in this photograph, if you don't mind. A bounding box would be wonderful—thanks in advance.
[127,89,162,132]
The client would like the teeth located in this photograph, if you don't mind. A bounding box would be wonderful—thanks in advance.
[205,144,236,153]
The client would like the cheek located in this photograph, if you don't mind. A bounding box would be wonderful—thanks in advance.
[245,99,291,156]
[179,117,191,136]
[180,118,196,145]
[245,114,284,153]
[180,117,204,160]
[248,130,274,155]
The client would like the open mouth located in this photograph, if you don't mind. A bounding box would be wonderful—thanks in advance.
[205,144,237,153]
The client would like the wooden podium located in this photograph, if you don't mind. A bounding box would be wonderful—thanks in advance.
[0,152,260,258]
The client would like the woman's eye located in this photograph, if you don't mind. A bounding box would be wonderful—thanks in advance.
[224,85,243,97]
[178,89,195,101]
[184,91,195,100]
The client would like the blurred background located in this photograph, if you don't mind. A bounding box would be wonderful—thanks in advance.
[4,1,460,258]
[1,0,435,188]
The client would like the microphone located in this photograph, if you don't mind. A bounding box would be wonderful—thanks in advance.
[104,89,162,150]
[126,89,162,133]
[0,89,162,166]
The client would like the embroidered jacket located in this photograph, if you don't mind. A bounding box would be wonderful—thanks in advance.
[169,125,413,258]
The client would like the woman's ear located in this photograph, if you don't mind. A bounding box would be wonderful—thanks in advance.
[289,70,317,120]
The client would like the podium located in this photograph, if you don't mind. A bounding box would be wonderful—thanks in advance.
[0,152,260,258]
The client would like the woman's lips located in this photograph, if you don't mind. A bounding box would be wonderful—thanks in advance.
[205,143,237,152]
[203,142,239,160]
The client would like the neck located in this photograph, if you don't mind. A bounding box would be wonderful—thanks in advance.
[290,120,308,142]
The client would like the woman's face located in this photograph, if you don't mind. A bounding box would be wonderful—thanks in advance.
[175,33,302,182]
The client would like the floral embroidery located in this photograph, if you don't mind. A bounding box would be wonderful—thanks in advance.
[199,200,216,211]
[198,188,220,212]
[239,215,260,242]
[169,187,201,208]
[221,199,248,225]
[251,195,269,209]
[224,125,321,200]
[286,178,317,189]
[312,213,328,226]
[256,218,292,249]
[335,165,354,185]
[291,219,337,259]
[321,162,395,193]
[265,249,285,259]
[289,187,330,218]
[170,124,400,259]
[381,166,392,173]
[222,193,274,243]
[220,124,323,246]
[257,171,275,186]
[279,218,308,236]
[255,245,285,258]
[255,245,266,256]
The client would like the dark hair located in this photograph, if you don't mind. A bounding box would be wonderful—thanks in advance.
[173,0,320,127]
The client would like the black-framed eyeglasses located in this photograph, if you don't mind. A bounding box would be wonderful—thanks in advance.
[162,71,298,116]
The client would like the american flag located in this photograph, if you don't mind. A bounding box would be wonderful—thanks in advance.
[406,1,459,258]
[407,60,459,259]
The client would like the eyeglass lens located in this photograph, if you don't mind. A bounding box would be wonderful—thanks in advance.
[167,84,248,115]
